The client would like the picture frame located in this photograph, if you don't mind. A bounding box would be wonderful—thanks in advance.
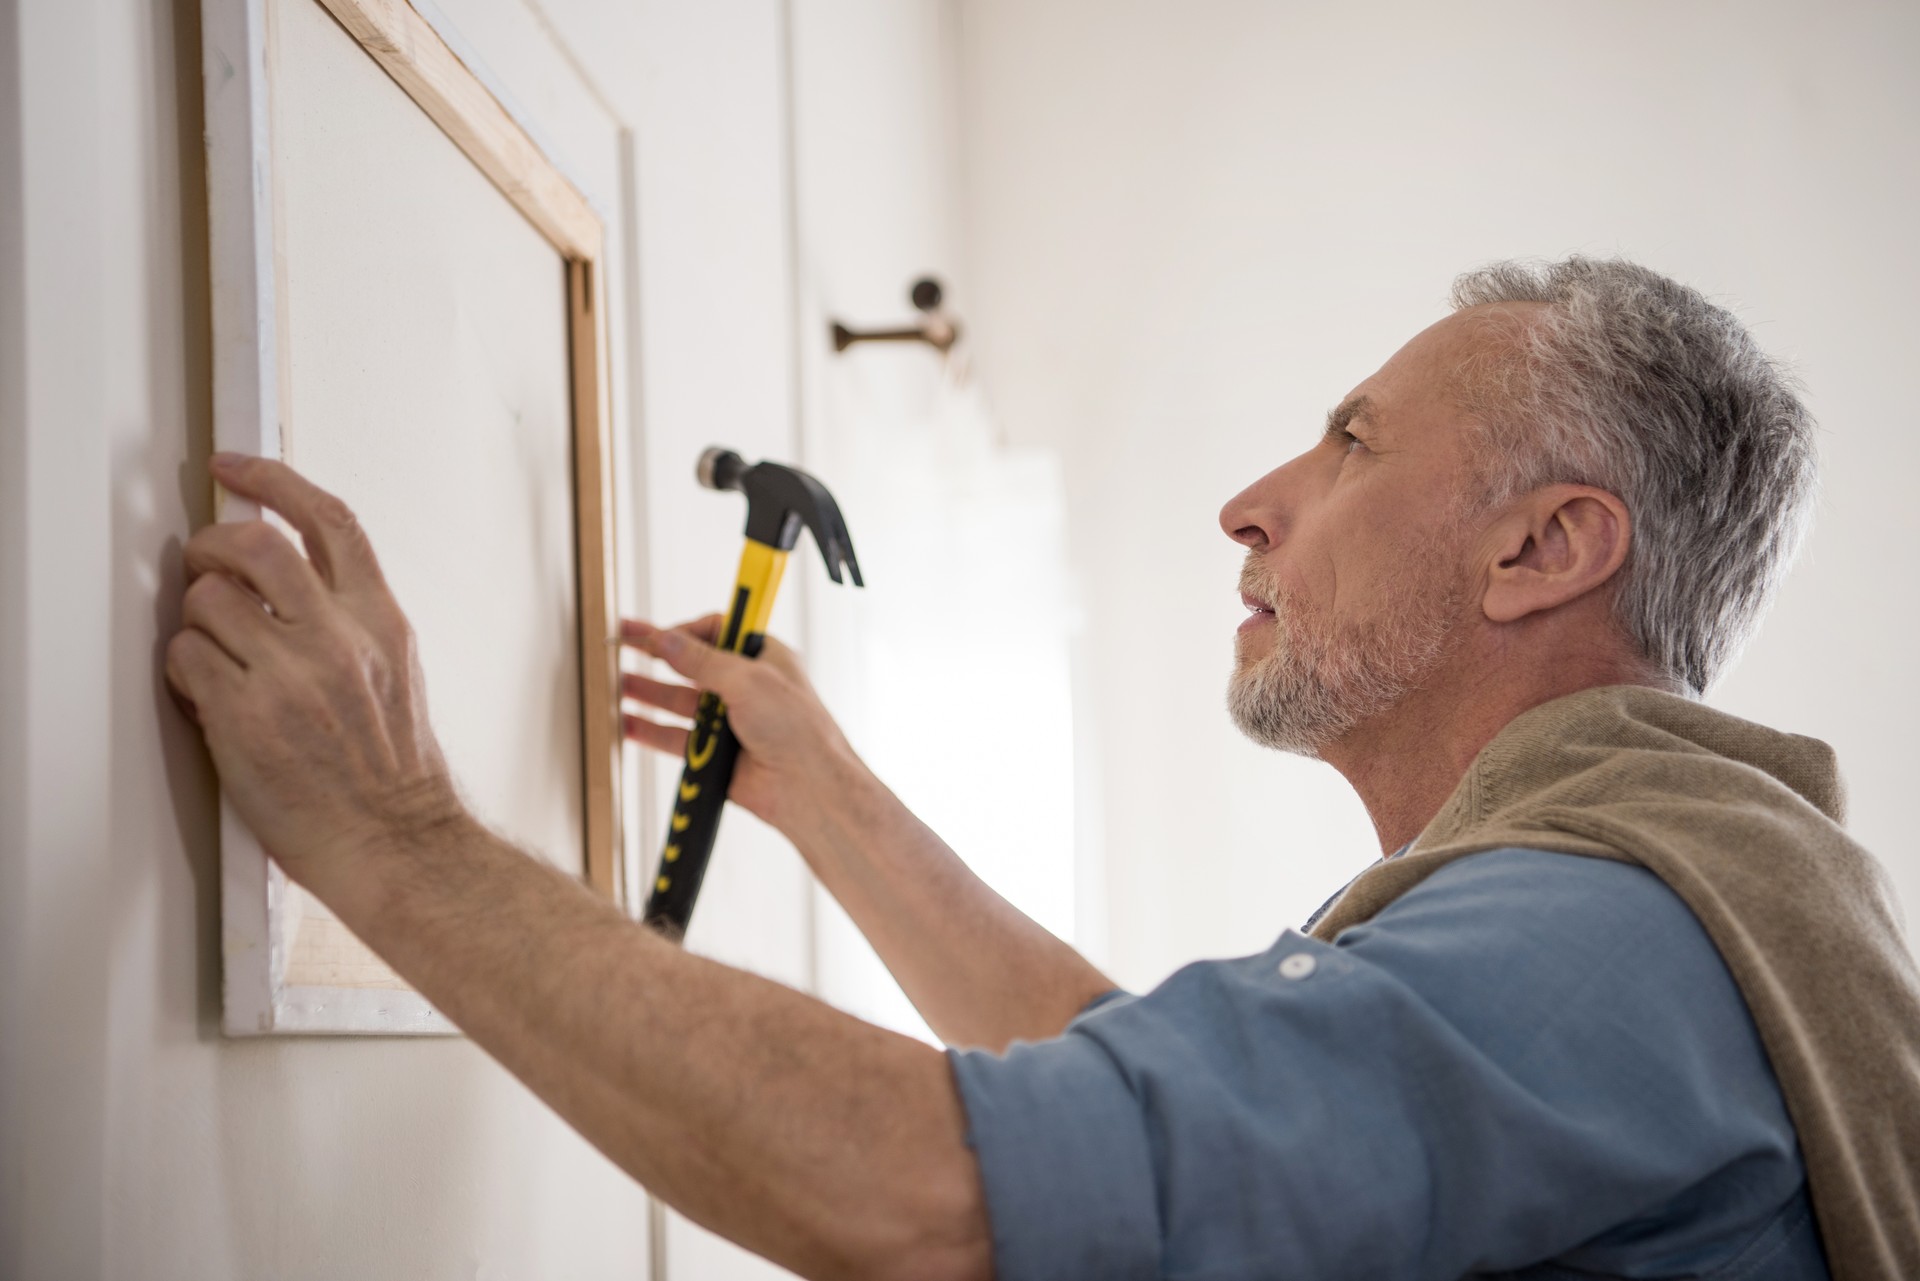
[201,0,623,1035]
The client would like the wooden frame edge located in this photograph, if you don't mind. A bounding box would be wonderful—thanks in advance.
[313,0,601,261]
[571,259,621,899]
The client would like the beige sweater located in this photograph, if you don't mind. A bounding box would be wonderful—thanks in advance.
[1306,685,1920,1281]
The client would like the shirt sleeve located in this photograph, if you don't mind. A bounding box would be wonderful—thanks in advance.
[947,848,1805,1281]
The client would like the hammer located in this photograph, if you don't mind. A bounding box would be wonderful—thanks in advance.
[642,447,863,940]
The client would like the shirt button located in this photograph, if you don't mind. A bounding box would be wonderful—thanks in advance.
[1278,953,1317,980]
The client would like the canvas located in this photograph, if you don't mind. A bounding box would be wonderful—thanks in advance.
[201,0,623,1035]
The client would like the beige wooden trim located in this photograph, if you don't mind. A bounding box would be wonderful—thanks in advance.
[312,0,602,261]
[570,257,621,900]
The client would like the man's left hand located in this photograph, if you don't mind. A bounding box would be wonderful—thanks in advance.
[166,453,467,891]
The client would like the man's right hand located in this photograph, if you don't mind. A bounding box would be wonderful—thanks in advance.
[622,613,1116,1050]
[618,615,865,844]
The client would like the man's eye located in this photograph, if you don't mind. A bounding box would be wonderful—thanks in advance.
[1333,428,1364,454]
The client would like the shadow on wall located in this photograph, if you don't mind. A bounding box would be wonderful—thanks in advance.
[143,0,219,1036]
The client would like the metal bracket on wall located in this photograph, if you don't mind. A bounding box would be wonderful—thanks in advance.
[830,276,959,354]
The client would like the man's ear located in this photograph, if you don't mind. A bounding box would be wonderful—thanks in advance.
[1481,485,1632,624]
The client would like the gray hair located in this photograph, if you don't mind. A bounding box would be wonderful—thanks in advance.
[1448,257,1817,694]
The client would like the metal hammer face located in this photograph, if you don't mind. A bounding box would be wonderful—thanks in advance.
[697,447,864,586]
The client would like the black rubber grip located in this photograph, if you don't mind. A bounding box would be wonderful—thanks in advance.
[642,614,766,940]
[641,692,742,939]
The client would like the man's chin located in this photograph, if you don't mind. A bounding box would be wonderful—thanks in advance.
[1227,709,1334,761]
[1232,626,1278,671]
[1226,668,1339,759]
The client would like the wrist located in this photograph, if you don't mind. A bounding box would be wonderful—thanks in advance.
[781,740,889,861]
[793,752,930,894]
[300,782,482,932]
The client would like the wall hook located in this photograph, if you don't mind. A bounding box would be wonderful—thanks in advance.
[830,277,960,355]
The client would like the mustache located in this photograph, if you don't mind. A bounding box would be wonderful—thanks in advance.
[1238,554,1282,608]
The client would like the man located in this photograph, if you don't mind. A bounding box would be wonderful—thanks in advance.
[166,258,1920,1279]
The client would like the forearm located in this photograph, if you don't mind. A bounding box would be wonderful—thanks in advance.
[789,752,1116,1050]
[167,463,990,1278]
[310,816,989,1281]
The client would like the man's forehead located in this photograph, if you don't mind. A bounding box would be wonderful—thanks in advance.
[1325,307,1532,441]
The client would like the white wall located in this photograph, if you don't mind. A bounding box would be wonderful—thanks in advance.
[786,0,1086,1042]
[957,0,1920,991]
[786,0,968,1038]
[0,0,31,1267]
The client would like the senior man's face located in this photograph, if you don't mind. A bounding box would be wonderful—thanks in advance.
[1218,310,1495,756]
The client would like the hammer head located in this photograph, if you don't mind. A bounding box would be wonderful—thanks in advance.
[697,447,864,587]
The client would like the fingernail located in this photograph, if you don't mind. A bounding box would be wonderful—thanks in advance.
[211,452,244,470]
[653,630,684,653]
[621,619,654,639]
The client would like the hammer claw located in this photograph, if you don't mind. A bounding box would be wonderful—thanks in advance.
[834,537,864,588]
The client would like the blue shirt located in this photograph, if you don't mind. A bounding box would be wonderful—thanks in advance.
[949,848,1830,1280]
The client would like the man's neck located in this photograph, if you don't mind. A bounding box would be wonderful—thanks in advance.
[1322,654,1675,857]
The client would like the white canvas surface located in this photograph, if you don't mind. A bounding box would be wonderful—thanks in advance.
[270,0,585,989]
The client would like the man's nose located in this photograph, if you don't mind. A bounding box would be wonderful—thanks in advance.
[1219,469,1289,550]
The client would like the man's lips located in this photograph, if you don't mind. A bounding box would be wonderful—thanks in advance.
[1239,592,1275,632]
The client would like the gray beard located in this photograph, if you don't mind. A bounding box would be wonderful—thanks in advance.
[1226,580,1459,758]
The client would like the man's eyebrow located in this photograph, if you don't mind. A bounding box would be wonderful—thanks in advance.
[1324,395,1376,437]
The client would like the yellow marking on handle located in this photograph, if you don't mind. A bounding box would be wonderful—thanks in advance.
[679,780,700,802]
[656,875,671,893]
[672,813,690,832]
[663,844,681,863]
[687,724,720,770]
